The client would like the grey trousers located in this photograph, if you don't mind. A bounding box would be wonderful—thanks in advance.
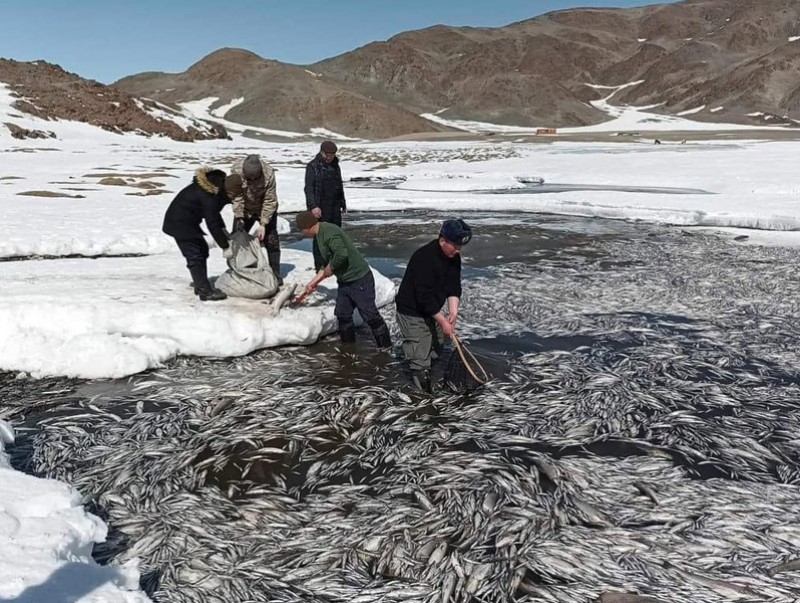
[396,312,444,371]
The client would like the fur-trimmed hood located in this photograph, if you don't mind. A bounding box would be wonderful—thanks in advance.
[193,167,223,195]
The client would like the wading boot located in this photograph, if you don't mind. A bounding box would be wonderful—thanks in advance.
[339,324,356,345]
[368,319,392,350]
[411,369,431,393]
[268,251,283,286]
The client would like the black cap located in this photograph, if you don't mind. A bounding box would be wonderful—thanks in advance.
[440,219,472,246]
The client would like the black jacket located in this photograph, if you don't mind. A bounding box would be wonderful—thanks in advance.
[395,239,462,317]
[162,168,230,249]
[304,154,346,222]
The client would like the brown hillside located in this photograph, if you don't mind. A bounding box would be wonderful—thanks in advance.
[0,59,227,141]
[115,0,800,135]
[314,0,800,128]
[115,49,447,139]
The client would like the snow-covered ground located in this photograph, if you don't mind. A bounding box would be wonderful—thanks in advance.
[0,250,395,380]
[5,83,800,601]
[4,110,800,382]
[0,421,150,602]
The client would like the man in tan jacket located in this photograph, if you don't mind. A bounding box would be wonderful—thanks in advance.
[230,154,282,284]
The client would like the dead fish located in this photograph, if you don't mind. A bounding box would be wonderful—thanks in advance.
[596,594,661,603]
[769,558,800,575]
[663,562,759,600]
[633,481,659,505]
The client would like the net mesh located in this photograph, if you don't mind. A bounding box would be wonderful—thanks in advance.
[442,338,490,394]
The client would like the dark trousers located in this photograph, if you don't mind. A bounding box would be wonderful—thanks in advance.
[312,210,342,271]
[335,271,381,327]
[243,213,280,254]
[244,213,281,280]
[175,238,209,268]
[175,237,212,292]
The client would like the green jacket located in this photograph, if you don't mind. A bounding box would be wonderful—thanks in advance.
[316,222,370,284]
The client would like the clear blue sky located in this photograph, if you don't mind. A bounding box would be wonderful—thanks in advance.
[0,0,677,84]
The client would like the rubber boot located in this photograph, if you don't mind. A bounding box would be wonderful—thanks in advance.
[189,263,227,302]
[368,318,392,349]
[268,251,283,286]
[339,324,356,345]
[411,369,431,393]
[198,287,227,302]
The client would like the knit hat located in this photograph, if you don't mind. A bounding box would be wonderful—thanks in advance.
[225,174,243,199]
[296,210,319,231]
[242,154,263,180]
[440,218,472,246]
[320,140,338,154]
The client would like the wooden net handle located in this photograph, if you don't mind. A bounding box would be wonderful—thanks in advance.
[453,335,490,385]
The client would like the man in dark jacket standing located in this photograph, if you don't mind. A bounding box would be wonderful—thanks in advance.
[395,219,473,392]
[304,140,347,271]
[296,210,391,349]
[162,167,232,302]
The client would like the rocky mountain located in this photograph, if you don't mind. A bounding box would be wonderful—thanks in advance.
[115,49,448,139]
[313,0,800,129]
[0,59,227,141]
[32,0,800,139]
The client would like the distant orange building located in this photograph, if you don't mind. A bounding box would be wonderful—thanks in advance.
[536,128,557,136]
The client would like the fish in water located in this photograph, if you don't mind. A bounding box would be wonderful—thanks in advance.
[596,594,662,603]
[8,221,800,603]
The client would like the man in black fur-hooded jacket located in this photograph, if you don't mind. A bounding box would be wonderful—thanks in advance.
[304,140,347,270]
[162,167,232,301]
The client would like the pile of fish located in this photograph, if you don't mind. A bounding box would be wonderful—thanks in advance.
[10,226,800,602]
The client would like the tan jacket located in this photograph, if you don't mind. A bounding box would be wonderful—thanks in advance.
[230,158,278,224]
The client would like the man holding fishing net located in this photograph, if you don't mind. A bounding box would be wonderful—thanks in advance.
[395,218,473,393]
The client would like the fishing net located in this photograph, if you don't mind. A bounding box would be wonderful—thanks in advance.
[442,336,491,393]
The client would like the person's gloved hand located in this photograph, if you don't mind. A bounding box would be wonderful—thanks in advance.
[257,225,266,241]
[222,246,233,259]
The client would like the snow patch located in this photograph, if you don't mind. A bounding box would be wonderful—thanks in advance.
[0,250,395,380]
[677,105,706,116]
[211,97,245,118]
[179,97,305,138]
[309,127,361,141]
[557,83,798,133]
[136,98,212,134]
[0,432,150,601]
[420,112,541,134]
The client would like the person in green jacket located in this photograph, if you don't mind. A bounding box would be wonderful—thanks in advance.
[296,210,392,348]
